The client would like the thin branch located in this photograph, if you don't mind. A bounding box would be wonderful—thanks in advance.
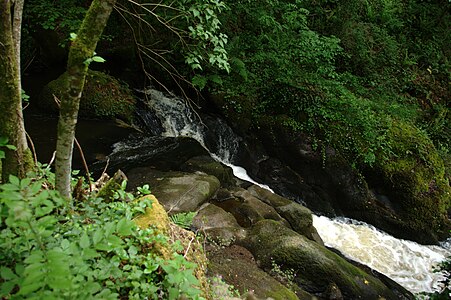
[25,131,38,167]
[73,138,92,193]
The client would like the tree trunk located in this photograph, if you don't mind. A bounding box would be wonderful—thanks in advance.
[0,0,32,182]
[55,0,117,198]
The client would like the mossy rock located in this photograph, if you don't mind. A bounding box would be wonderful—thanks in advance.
[133,194,172,259]
[128,170,220,214]
[208,245,309,300]
[39,70,135,121]
[133,195,211,298]
[375,120,451,241]
[181,155,235,187]
[242,220,411,299]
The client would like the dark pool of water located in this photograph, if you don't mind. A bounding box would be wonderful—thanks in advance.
[24,111,134,171]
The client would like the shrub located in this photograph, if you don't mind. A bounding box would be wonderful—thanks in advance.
[0,171,205,299]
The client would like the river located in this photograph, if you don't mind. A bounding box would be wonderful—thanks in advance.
[139,88,450,295]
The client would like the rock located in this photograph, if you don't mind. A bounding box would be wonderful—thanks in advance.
[251,116,449,244]
[133,195,211,298]
[96,169,127,202]
[134,194,171,235]
[208,245,312,300]
[241,220,413,300]
[127,170,220,214]
[93,135,209,176]
[226,188,290,228]
[181,155,235,187]
[248,185,323,244]
[133,195,172,259]
[39,70,136,121]
[193,203,246,246]
[368,120,451,243]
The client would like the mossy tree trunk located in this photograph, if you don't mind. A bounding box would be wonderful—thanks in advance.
[0,0,32,182]
[55,0,117,198]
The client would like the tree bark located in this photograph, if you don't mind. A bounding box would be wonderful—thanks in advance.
[55,0,117,198]
[0,0,32,182]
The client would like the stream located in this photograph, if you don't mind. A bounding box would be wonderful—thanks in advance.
[137,88,450,295]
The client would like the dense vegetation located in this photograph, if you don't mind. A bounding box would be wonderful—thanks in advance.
[1,0,450,298]
[0,166,207,299]
[198,0,450,237]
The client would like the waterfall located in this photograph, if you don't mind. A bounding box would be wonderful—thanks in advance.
[139,88,450,295]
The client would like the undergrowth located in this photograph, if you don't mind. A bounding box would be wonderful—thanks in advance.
[0,167,205,299]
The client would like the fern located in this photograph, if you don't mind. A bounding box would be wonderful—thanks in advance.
[170,212,197,230]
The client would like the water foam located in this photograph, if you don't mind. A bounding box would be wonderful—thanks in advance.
[139,87,450,295]
[313,215,450,293]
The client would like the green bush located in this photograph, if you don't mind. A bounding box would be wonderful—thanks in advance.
[0,170,205,299]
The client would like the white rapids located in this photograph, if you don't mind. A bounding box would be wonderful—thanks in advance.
[313,215,450,294]
[140,87,450,295]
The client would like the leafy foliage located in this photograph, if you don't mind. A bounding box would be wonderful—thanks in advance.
[24,0,87,33]
[0,137,17,161]
[170,212,197,230]
[0,172,205,299]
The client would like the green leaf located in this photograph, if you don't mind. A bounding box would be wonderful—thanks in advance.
[17,282,42,295]
[0,136,8,145]
[93,229,103,245]
[0,280,16,296]
[9,175,20,186]
[0,267,17,280]
[106,235,123,247]
[116,218,134,236]
[80,232,90,249]
[91,56,106,63]
[24,251,44,264]
[5,145,16,150]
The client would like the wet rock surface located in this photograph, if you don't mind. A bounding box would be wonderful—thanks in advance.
[121,154,414,299]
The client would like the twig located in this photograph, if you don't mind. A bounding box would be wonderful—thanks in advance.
[100,157,110,180]
[184,235,196,258]
[74,138,92,193]
[25,131,38,166]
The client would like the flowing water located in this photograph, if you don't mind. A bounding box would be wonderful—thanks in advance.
[139,88,450,295]
[313,216,450,294]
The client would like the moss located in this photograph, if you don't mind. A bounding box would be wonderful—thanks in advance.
[377,120,451,234]
[40,70,135,121]
[133,195,171,235]
[133,195,212,299]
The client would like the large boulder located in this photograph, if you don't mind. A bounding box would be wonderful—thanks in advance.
[208,245,312,300]
[247,185,323,244]
[181,155,235,187]
[192,203,247,246]
[241,220,414,299]
[213,187,290,229]
[39,70,136,121]
[92,136,209,176]
[127,170,220,214]
[369,120,451,243]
